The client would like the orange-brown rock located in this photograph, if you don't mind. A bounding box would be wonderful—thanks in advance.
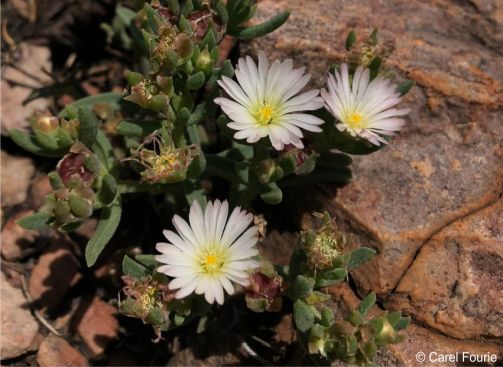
[246,0,503,296]
[1,209,37,260]
[1,44,52,136]
[1,150,35,207]
[332,129,502,295]
[75,297,119,357]
[30,175,53,208]
[327,283,502,367]
[36,335,88,367]
[28,237,81,313]
[0,272,39,359]
[386,199,503,340]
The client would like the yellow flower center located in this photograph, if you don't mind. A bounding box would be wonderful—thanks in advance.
[254,103,277,126]
[152,151,179,173]
[139,286,157,310]
[346,111,366,129]
[200,249,226,274]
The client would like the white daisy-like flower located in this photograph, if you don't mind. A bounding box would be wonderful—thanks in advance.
[214,51,324,150]
[155,199,260,305]
[321,64,411,145]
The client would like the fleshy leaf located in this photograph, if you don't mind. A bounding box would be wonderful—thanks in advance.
[85,198,122,267]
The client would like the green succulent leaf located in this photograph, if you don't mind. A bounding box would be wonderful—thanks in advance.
[345,30,356,50]
[116,120,161,137]
[320,307,335,327]
[116,4,136,24]
[96,174,118,206]
[64,92,125,112]
[396,80,415,96]
[394,316,411,331]
[369,28,379,45]
[358,291,376,316]
[77,107,98,148]
[33,130,59,150]
[16,212,52,230]
[260,182,283,204]
[187,71,206,90]
[237,11,290,40]
[122,254,151,278]
[10,129,67,157]
[368,57,382,80]
[85,197,122,267]
[92,130,117,173]
[293,275,315,298]
[134,254,160,270]
[348,247,376,269]
[293,299,315,333]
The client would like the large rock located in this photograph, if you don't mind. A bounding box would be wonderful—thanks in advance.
[331,129,502,295]
[1,150,35,207]
[246,0,503,296]
[74,297,119,357]
[1,209,37,260]
[0,272,39,360]
[1,43,51,135]
[29,237,82,313]
[36,335,88,367]
[386,199,503,340]
[327,283,502,367]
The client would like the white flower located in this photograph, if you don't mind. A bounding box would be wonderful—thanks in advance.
[321,64,411,146]
[155,199,260,305]
[214,51,324,150]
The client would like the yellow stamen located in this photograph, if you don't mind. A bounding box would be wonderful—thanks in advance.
[346,111,365,129]
[254,104,276,125]
[153,152,179,172]
[201,250,224,274]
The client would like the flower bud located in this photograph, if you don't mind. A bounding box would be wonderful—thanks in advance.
[173,33,192,60]
[280,147,318,175]
[373,317,398,347]
[245,264,283,312]
[308,324,331,357]
[31,111,59,133]
[60,118,80,139]
[124,76,173,112]
[195,46,214,76]
[254,159,278,185]
[57,142,99,188]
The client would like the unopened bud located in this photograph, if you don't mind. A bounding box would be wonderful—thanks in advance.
[31,111,59,133]
[57,142,99,187]
[195,46,213,76]
[245,265,283,312]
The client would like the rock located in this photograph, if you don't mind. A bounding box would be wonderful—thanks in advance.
[30,174,53,208]
[0,272,39,359]
[386,199,503,340]
[327,283,502,367]
[1,43,51,135]
[28,237,81,313]
[1,150,35,207]
[75,297,119,357]
[36,335,88,367]
[259,230,298,265]
[332,130,502,296]
[246,0,503,296]
[1,209,37,260]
